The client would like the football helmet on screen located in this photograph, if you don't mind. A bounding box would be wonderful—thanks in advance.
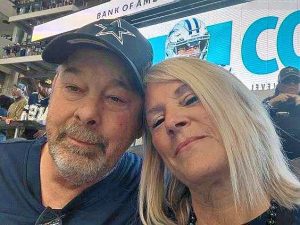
[165,17,210,59]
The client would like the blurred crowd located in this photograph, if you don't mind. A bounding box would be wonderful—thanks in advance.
[2,40,49,58]
[0,34,13,41]
[12,0,85,15]
[0,77,52,142]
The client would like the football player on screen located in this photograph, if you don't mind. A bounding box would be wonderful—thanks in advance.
[165,17,210,59]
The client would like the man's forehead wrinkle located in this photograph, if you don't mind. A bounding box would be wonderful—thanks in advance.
[60,62,124,77]
[61,66,82,76]
[58,64,133,92]
[104,78,131,92]
[68,48,122,65]
[57,49,137,93]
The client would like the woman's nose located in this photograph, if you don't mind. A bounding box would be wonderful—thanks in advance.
[164,111,189,135]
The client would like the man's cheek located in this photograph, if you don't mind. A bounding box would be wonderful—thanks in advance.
[114,114,130,128]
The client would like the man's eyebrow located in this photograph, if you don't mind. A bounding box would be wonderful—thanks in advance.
[174,83,191,97]
[60,66,81,75]
[60,67,133,92]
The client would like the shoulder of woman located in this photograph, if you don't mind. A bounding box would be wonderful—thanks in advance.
[277,204,300,225]
[22,98,28,104]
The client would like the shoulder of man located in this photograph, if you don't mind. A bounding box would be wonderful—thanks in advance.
[0,138,36,155]
[117,152,142,177]
[106,152,142,189]
[0,139,38,180]
[0,137,46,156]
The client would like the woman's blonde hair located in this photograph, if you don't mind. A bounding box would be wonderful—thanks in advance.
[139,57,300,225]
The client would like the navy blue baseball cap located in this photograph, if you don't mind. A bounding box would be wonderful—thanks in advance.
[42,18,153,88]
[278,66,300,83]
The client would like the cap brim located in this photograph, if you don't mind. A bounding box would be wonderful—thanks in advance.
[42,32,142,86]
[281,73,300,82]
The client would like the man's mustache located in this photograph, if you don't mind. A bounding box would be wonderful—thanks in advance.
[56,123,108,151]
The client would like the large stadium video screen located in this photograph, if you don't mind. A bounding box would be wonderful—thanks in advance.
[139,1,300,91]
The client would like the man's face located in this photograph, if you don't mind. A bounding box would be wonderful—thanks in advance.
[46,48,142,186]
[38,84,51,98]
[278,75,300,95]
[176,41,201,58]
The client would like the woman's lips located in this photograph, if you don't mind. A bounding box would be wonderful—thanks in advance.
[175,136,207,155]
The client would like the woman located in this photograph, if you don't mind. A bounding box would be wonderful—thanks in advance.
[139,57,300,225]
[0,83,28,139]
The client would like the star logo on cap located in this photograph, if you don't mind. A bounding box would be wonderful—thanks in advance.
[94,19,136,45]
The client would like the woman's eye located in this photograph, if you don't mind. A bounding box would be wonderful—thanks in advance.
[184,95,199,106]
[152,118,164,128]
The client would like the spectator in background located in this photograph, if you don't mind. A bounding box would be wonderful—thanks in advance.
[0,83,28,139]
[7,83,28,121]
[264,66,300,159]
[265,66,300,116]
[0,95,14,142]
[21,78,52,139]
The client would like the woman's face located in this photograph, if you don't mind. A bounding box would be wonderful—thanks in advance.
[11,86,22,97]
[145,80,229,186]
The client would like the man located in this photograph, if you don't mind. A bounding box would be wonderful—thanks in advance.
[264,66,300,115]
[21,78,52,139]
[264,66,300,159]
[0,18,153,224]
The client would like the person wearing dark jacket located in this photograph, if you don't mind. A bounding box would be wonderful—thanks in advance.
[264,66,300,159]
[21,78,52,139]
[0,18,153,224]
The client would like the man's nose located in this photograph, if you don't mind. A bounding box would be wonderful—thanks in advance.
[74,96,102,127]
